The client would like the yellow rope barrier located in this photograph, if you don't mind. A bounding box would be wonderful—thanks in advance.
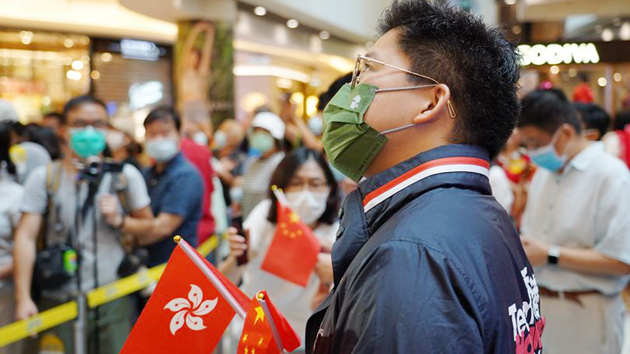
[0,235,219,348]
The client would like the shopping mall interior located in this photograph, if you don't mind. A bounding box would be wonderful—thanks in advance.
[0,0,627,139]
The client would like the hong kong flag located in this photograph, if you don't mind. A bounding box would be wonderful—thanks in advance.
[260,188,321,287]
[237,290,301,354]
[120,237,250,354]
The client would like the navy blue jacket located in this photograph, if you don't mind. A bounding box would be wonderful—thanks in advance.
[306,145,544,354]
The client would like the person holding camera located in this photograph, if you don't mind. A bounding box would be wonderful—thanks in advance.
[13,96,153,354]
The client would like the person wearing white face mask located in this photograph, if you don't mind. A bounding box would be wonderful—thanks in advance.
[219,148,340,352]
[518,89,630,354]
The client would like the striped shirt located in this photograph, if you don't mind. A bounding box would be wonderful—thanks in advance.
[240,152,285,220]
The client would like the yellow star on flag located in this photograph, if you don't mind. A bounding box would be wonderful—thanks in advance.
[252,349,256,354]
[289,212,300,224]
[254,306,265,325]
[242,334,248,343]
[244,347,249,354]
[258,337,264,346]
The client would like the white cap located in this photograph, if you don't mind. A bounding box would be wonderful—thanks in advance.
[0,100,19,122]
[251,112,286,140]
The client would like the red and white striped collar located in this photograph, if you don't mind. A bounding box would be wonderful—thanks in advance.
[362,156,490,213]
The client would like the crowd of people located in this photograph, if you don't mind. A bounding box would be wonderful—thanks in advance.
[0,3,629,354]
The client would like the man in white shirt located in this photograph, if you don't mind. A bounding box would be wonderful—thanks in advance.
[518,89,630,354]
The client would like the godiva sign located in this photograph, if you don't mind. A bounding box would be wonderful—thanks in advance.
[518,43,600,66]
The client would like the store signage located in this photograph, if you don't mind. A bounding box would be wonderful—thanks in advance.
[129,81,163,110]
[518,43,600,66]
[120,39,160,61]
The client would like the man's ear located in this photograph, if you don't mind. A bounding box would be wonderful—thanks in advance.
[412,84,452,124]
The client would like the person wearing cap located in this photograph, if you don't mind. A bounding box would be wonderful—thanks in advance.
[237,111,286,220]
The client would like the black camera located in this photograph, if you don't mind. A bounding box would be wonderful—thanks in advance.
[77,158,124,184]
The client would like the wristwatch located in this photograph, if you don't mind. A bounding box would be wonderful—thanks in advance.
[547,245,560,265]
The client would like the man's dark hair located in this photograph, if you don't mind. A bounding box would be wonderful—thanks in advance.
[43,112,66,126]
[518,89,582,134]
[573,102,610,140]
[63,96,107,118]
[23,124,62,160]
[267,148,340,225]
[318,73,353,111]
[378,0,520,158]
[144,106,181,132]
[614,110,630,131]
[0,122,16,176]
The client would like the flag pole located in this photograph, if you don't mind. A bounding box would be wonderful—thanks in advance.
[271,185,290,206]
[174,236,247,319]
[256,291,286,354]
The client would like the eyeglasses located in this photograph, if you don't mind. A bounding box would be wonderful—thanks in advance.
[351,54,457,118]
[70,119,108,129]
[285,178,330,193]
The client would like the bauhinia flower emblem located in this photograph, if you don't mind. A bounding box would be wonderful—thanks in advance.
[164,284,217,335]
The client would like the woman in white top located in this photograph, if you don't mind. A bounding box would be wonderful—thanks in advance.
[220,148,340,351]
[0,122,25,354]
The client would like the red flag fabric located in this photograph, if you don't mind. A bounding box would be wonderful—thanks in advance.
[237,291,301,354]
[260,200,320,287]
[120,244,246,353]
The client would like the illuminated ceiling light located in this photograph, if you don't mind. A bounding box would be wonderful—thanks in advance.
[90,70,101,80]
[254,6,267,16]
[550,65,560,75]
[79,36,90,45]
[42,96,51,106]
[613,73,622,82]
[287,19,299,29]
[620,22,630,41]
[597,77,607,87]
[71,60,84,70]
[100,52,113,62]
[602,28,614,42]
[81,55,90,64]
[504,0,517,5]
[66,70,82,81]
[568,68,577,77]
[19,31,33,45]
[64,39,74,48]
[319,31,331,40]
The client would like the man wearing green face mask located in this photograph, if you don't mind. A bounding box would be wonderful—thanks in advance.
[14,96,153,354]
[307,1,543,353]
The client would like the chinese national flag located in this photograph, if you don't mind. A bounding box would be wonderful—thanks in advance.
[237,291,301,354]
[120,241,249,354]
[260,199,320,287]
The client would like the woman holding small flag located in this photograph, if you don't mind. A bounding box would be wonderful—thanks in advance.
[219,148,340,352]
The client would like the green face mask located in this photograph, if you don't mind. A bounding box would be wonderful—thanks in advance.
[70,126,106,159]
[321,83,388,182]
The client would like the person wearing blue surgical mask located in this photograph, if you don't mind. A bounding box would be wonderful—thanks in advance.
[101,107,204,268]
[518,89,630,354]
[237,112,286,220]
